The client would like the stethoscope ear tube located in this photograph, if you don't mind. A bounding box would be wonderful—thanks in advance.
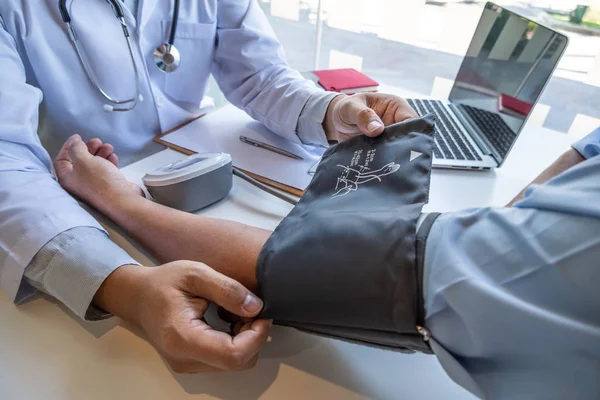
[106,0,126,19]
[59,0,142,111]
[58,0,71,23]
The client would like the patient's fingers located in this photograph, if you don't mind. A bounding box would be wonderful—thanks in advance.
[108,153,119,167]
[67,135,92,162]
[97,143,114,159]
[86,138,103,155]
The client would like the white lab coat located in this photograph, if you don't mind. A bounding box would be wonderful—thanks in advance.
[0,0,325,300]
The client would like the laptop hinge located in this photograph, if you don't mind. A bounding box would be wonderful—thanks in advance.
[449,103,501,164]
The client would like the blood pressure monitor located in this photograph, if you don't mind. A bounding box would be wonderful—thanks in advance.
[142,153,233,212]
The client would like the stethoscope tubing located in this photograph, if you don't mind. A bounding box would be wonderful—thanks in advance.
[58,0,180,111]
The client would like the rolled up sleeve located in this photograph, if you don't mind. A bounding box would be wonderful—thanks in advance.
[572,126,600,159]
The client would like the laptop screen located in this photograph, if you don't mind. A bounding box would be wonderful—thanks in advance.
[448,2,567,163]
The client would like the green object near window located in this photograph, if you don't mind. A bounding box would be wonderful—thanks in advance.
[570,5,589,24]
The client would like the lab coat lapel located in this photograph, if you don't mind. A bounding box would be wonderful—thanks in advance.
[138,0,158,32]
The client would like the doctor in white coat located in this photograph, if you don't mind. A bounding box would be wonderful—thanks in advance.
[0,0,417,372]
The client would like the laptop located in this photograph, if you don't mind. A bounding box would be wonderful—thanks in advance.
[407,2,568,170]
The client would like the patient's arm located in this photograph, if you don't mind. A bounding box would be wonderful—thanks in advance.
[100,192,269,292]
[506,148,585,206]
[57,132,585,296]
[55,136,269,294]
[60,141,585,294]
[54,136,274,373]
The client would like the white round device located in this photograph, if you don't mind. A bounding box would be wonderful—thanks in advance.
[142,153,233,212]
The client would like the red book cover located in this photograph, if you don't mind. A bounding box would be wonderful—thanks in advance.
[313,68,379,92]
[498,93,533,117]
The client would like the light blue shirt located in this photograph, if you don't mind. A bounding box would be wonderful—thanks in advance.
[0,0,337,315]
[424,128,600,399]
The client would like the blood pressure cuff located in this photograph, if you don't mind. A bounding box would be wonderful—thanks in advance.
[256,115,437,353]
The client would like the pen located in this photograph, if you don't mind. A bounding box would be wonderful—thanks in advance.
[239,136,304,160]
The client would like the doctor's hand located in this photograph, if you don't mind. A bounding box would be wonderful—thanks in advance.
[94,261,272,373]
[323,93,418,142]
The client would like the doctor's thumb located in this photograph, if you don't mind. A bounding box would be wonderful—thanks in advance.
[216,280,264,318]
[344,100,384,137]
[188,264,264,318]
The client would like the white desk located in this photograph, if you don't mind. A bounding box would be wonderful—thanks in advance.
[0,107,575,400]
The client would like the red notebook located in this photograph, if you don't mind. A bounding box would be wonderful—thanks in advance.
[312,68,379,94]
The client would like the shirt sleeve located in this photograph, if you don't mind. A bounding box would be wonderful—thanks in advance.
[423,155,600,399]
[23,227,140,321]
[571,126,600,159]
[513,150,600,218]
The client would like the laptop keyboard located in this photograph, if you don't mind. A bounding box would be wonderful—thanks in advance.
[407,99,481,161]
[459,104,517,159]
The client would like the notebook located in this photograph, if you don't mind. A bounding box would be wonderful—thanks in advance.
[154,105,325,196]
[307,68,379,94]
[498,93,533,118]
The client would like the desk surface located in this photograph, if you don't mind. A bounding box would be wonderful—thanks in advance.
[0,95,575,400]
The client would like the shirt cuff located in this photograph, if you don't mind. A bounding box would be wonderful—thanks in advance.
[296,91,343,147]
[23,227,140,321]
[572,126,600,159]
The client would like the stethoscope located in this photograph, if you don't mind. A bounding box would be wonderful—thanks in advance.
[58,0,181,112]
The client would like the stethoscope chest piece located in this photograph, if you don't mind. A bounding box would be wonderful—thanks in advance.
[154,44,181,73]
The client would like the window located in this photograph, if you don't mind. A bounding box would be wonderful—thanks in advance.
[259,0,600,138]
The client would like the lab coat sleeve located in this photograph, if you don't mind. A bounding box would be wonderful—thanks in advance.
[211,0,334,145]
[0,21,125,306]
[297,91,341,147]
[23,227,139,320]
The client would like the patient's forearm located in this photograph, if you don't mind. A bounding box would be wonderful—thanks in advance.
[507,148,584,207]
[100,195,270,292]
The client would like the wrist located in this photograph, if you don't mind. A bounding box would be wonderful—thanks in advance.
[93,263,149,325]
[323,94,346,142]
[99,191,143,224]
[507,148,585,207]
[554,148,586,173]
